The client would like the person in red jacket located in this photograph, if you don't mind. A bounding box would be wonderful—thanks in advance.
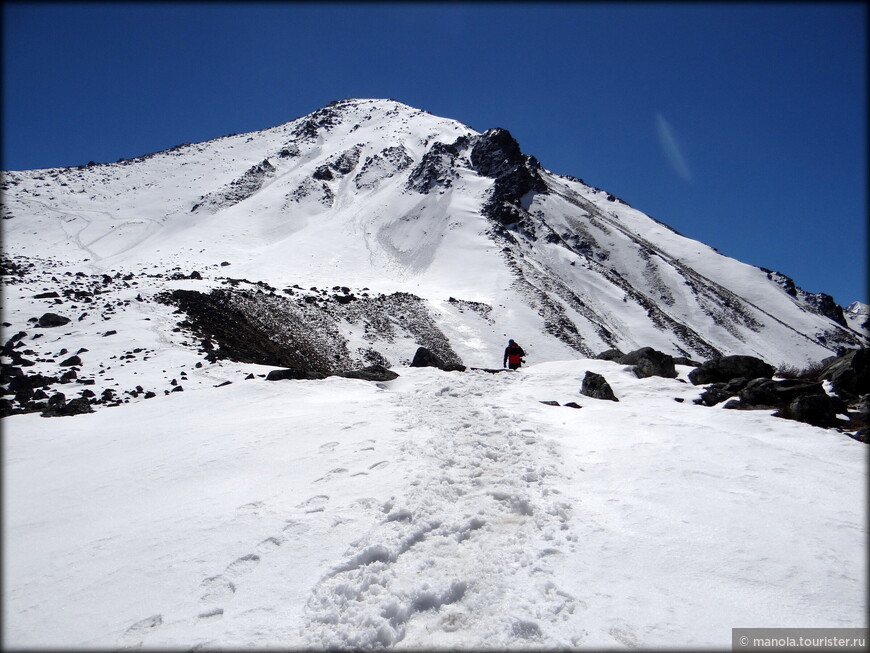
[503,339,526,370]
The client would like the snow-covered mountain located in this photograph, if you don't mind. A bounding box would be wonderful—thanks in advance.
[2,99,867,649]
[2,98,865,380]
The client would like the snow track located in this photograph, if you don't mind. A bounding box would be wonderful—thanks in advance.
[303,369,581,649]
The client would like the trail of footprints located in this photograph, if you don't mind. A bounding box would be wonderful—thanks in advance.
[301,371,587,649]
[118,433,388,650]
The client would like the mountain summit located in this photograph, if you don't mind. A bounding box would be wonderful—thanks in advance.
[2,98,865,373]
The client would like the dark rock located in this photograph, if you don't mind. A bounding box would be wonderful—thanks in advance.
[580,371,619,402]
[847,428,869,444]
[596,348,625,362]
[777,394,840,428]
[59,355,82,367]
[37,312,70,328]
[673,356,702,367]
[563,401,583,409]
[266,368,328,381]
[818,348,869,398]
[340,365,399,382]
[33,291,60,299]
[618,347,677,379]
[688,355,775,385]
[8,373,58,392]
[695,383,735,407]
[102,330,117,337]
[60,370,77,383]
[410,346,443,369]
[739,378,825,408]
[540,400,560,406]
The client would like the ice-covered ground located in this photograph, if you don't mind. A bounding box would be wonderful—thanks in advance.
[3,359,866,649]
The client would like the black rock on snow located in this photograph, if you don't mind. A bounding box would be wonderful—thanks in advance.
[618,347,677,379]
[688,355,775,385]
[580,371,619,402]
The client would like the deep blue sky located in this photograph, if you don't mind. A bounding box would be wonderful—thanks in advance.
[3,2,866,306]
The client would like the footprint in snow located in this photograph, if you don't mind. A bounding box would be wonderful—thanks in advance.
[318,441,339,452]
[313,468,349,483]
[299,495,329,512]
[256,536,283,553]
[118,614,162,648]
[199,575,236,603]
[197,608,223,622]
[224,553,260,578]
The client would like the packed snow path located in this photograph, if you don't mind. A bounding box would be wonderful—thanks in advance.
[3,362,866,650]
[303,369,580,648]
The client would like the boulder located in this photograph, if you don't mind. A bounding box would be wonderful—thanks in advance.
[739,378,825,408]
[595,348,625,362]
[410,346,443,369]
[778,394,840,428]
[619,347,677,379]
[673,356,702,367]
[688,355,775,385]
[37,313,71,328]
[59,355,82,367]
[266,368,327,381]
[818,348,869,398]
[340,365,400,382]
[580,371,619,402]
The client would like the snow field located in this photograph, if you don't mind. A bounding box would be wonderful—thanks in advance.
[3,360,865,649]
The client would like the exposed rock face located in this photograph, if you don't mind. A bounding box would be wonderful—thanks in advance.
[618,347,677,379]
[580,371,619,402]
[470,128,547,226]
[688,355,775,385]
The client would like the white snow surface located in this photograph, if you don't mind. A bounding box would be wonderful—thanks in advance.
[4,359,866,649]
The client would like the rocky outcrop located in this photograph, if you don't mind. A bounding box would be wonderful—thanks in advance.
[688,355,775,385]
[470,128,547,226]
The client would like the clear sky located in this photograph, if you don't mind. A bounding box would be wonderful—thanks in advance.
[3,2,866,307]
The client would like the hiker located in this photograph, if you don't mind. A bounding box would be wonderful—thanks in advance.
[503,339,526,370]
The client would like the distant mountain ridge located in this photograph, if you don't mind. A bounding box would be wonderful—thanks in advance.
[2,98,866,373]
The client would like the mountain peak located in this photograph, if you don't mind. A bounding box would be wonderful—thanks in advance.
[1,100,865,377]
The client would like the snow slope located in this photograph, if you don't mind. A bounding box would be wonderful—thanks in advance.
[3,361,866,649]
[2,98,864,370]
